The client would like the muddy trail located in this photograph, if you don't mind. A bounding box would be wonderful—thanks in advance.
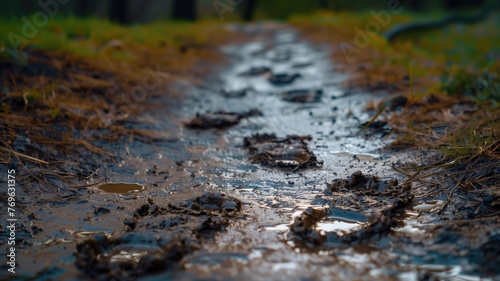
[2,24,499,281]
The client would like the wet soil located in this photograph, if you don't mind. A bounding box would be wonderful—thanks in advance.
[1,23,499,281]
[185,110,261,129]
[282,89,323,103]
[288,171,413,248]
[74,192,242,280]
[243,133,323,170]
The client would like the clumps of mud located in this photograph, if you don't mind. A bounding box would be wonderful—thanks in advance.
[129,193,243,233]
[288,205,404,249]
[243,133,323,170]
[75,193,243,279]
[75,234,196,280]
[185,110,261,129]
[288,171,412,249]
[289,207,326,247]
[171,192,242,215]
[327,171,413,209]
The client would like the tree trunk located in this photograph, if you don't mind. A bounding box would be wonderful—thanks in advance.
[173,0,197,21]
[109,0,130,24]
[242,0,257,22]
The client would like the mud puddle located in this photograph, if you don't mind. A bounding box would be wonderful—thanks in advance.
[3,23,498,280]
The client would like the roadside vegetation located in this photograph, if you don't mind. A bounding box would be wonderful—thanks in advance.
[0,17,233,192]
[290,9,499,213]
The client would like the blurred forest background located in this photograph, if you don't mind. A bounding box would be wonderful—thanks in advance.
[1,0,491,23]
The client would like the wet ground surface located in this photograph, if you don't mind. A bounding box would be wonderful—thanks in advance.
[2,24,499,280]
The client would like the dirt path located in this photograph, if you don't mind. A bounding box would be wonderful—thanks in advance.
[4,24,498,281]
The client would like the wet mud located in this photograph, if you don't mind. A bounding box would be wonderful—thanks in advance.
[282,89,323,103]
[238,66,271,77]
[289,171,412,248]
[243,133,323,170]
[268,73,302,85]
[185,110,261,129]
[74,192,243,280]
[75,234,194,280]
[2,23,499,281]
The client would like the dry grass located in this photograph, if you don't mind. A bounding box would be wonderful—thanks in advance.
[290,11,499,211]
[290,11,499,151]
[0,19,241,195]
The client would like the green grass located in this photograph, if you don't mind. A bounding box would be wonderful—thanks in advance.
[0,16,225,60]
[289,10,500,102]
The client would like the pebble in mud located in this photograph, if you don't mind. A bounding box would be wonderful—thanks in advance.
[185,110,261,129]
[243,133,323,170]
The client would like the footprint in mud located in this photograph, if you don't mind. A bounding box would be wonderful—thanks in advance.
[325,171,413,216]
[238,66,271,76]
[185,109,261,129]
[327,171,411,198]
[220,88,248,98]
[75,234,196,280]
[268,73,301,85]
[75,193,243,279]
[288,171,414,249]
[288,204,405,249]
[282,89,323,103]
[130,193,242,227]
[292,61,313,68]
[243,133,323,170]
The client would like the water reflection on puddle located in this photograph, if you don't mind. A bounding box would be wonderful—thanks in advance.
[107,250,149,264]
[264,223,290,231]
[98,183,145,194]
[272,262,299,272]
[264,206,364,236]
[399,265,484,281]
[317,219,361,236]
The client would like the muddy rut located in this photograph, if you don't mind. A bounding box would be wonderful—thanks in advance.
[3,24,498,281]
